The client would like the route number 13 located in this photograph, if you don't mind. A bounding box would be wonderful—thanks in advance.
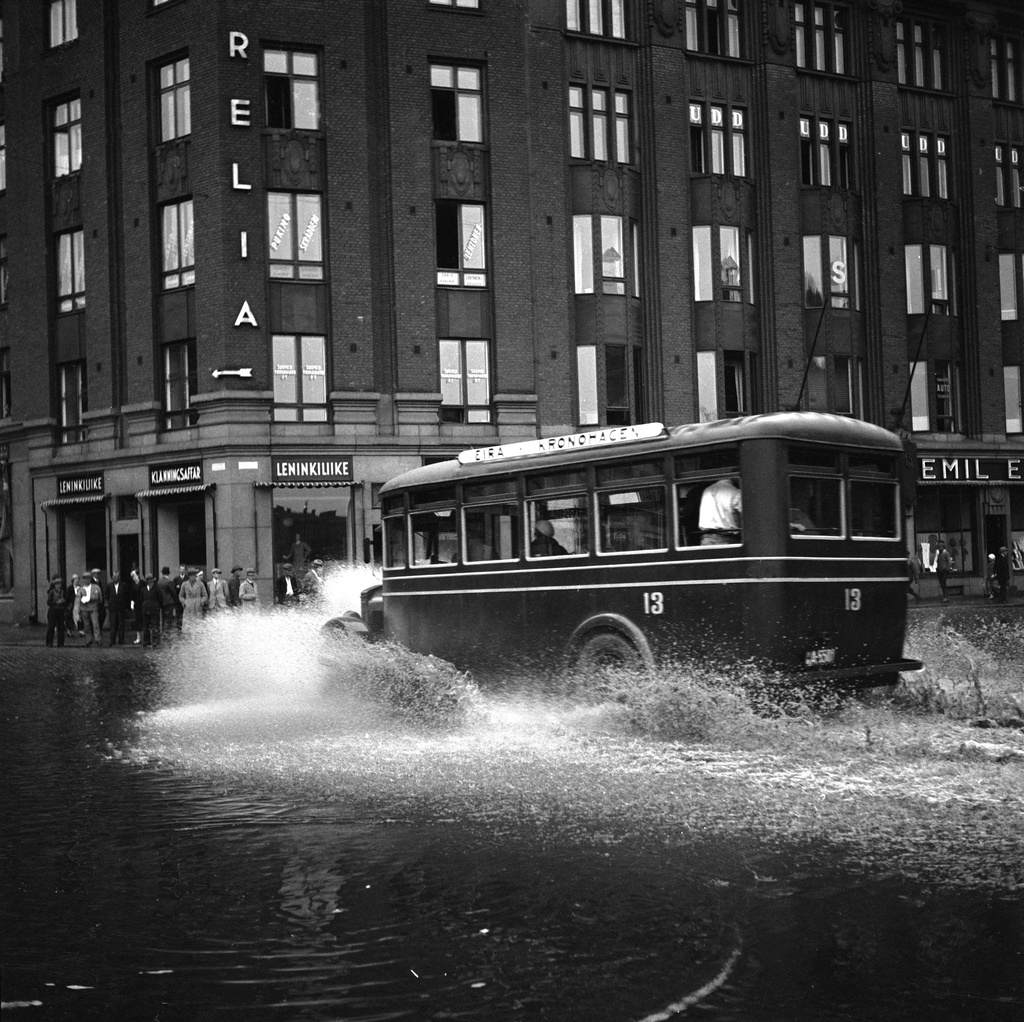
[844,588,862,611]
[643,592,664,615]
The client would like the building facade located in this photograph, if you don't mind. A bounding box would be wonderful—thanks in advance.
[0,0,1021,622]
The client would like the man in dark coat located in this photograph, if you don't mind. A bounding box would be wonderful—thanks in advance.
[275,562,301,605]
[994,545,1013,603]
[156,567,178,636]
[227,565,243,608]
[171,564,187,632]
[139,573,162,646]
[105,571,129,645]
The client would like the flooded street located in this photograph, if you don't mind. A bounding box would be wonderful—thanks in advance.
[2,616,1022,1021]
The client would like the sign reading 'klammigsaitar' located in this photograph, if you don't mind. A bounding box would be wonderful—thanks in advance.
[149,461,203,487]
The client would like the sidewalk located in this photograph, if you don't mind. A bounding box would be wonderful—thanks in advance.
[1,594,1019,647]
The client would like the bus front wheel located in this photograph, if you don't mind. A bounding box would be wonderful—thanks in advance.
[575,631,642,673]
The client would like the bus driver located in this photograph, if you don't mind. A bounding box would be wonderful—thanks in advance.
[699,477,742,545]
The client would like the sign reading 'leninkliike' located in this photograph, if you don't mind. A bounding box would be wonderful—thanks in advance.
[57,472,105,496]
[272,456,353,483]
[149,461,203,487]
[918,456,1023,482]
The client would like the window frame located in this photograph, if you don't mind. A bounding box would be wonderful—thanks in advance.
[58,360,86,444]
[439,338,492,424]
[566,0,627,40]
[267,192,325,280]
[160,199,195,290]
[162,340,198,430]
[897,17,947,91]
[0,348,11,421]
[56,229,86,313]
[690,103,747,178]
[52,97,82,179]
[435,200,487,288]
[795,2,849,75]
[157,55,191,143]
[430,63,484,144]
[271,334,328,422]
[264,48,321,131]
[685,0,742,58]
[49,0,78,48]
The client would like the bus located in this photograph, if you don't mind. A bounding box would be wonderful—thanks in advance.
[339,413,923,686]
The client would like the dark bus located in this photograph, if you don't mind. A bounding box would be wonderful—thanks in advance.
[345,413,922,685]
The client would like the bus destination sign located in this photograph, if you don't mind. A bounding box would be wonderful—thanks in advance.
[458,423,667,465]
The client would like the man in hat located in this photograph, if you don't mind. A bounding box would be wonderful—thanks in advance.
[275,562,301,605]
[139,572,162,646]
[207,567,229,613]
[302,558,326,602]
[79,568,103,646]
[90,567,107,632]
[227,565,243,609]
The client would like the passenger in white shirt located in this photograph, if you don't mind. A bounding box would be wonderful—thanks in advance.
[699,477,742,545]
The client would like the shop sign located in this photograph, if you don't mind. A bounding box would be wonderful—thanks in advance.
[918,456,1022,482]
[272,456,353,483]
[149,461,203,487]
[57,471,105,496]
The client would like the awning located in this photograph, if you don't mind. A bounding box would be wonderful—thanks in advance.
[40,493,109,510]
[253,481,353,488]
[134,483,216,499]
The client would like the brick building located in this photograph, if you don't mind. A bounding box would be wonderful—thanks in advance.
[0,0,1021,622]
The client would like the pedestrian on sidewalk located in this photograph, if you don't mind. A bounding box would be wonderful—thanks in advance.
[907,552,922,603]
[66,573,84,639]
[78,569,102,646]
[994,545,1012,603]
[239,569,259,611]
[935,540,951,603]
[984,553,997,599]
[46,575,67,647]
[106,571,128,645]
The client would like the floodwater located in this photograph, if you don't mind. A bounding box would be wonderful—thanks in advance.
[2,611,1022,1021]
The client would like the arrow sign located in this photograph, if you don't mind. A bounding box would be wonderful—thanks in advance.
[212,367,253,379]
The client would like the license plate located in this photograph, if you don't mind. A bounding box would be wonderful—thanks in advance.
[804,647,837,666]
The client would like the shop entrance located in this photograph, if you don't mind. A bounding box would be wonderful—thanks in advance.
[152,498,207,571]
[117,534,140,578]
[984,513,1007,563]
[61,507,108,579]
[272,488,349,587]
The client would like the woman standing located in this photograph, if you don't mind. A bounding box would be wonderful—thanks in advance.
[65,573,84,639]
[178,568,208,633]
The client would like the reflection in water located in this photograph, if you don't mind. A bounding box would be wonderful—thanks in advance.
[2,607,1022,1021]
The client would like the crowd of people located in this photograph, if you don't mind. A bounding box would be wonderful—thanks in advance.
[44,560,328,648]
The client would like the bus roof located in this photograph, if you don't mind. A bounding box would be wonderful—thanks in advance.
[379,412,904,495]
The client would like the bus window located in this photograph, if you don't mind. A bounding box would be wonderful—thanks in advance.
[384,516,407,568]
[526,469,588,493]
[527,497,589,557]
[598,486,668,552]
[789,475,842,536]
[674,448,739,477]
[411,509,458,565]
[464,503,521,561]
[677,477,742,547]
[464,479,517,501]
[850,479,898,538]
[596,459,665,485]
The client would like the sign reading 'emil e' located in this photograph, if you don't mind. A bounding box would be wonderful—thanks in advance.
[918,456,1022,482]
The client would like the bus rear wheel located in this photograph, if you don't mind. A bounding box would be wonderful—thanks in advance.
[575,631,642,674]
